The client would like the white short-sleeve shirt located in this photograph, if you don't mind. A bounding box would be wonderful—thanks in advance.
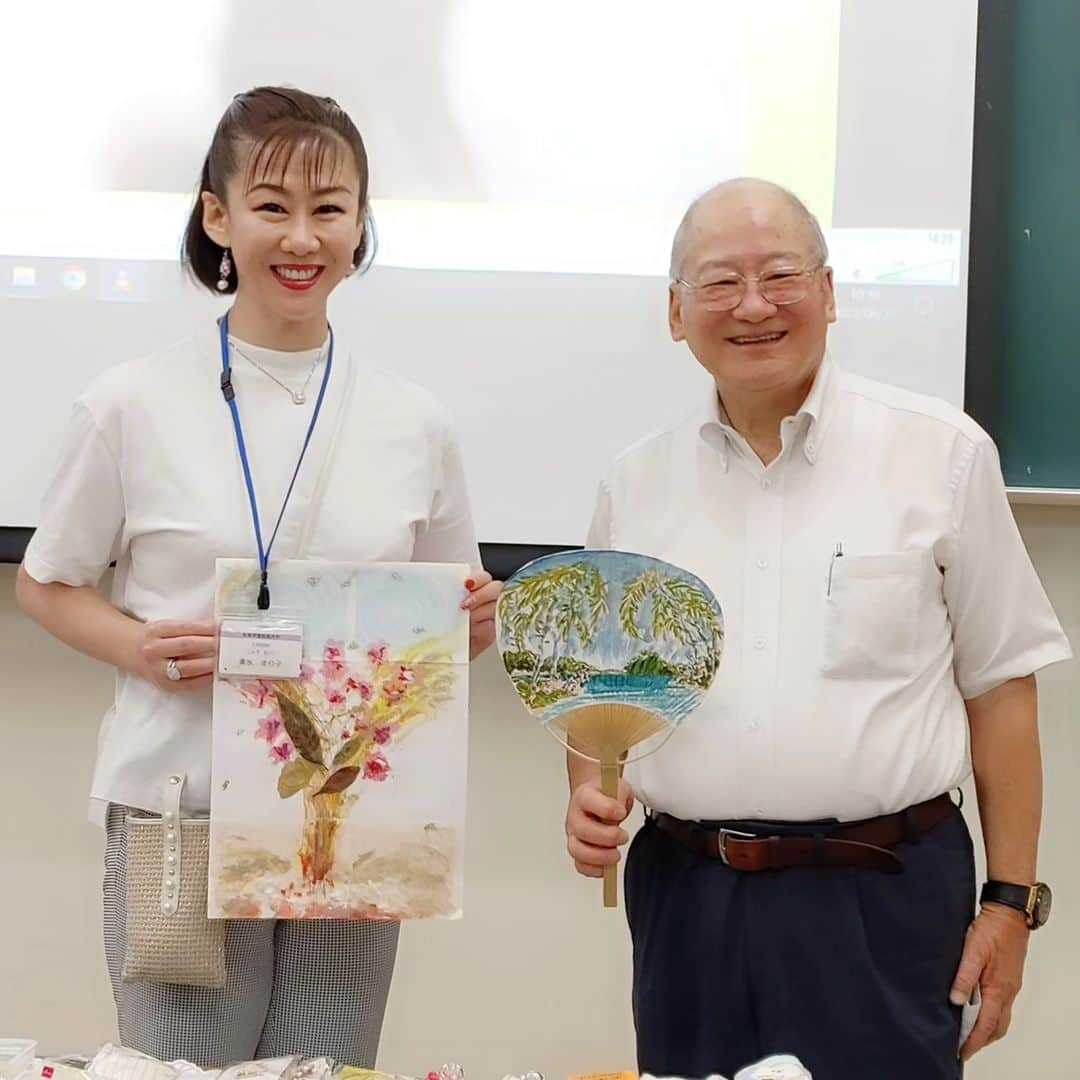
[24,328,481,821]
[588,357,1071,822]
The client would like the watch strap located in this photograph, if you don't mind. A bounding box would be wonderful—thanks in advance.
[980,880,1035,923]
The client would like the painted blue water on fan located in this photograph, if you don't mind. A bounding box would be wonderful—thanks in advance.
[541,672,703,728]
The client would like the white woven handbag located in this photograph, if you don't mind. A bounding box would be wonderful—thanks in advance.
[121,773,226,988]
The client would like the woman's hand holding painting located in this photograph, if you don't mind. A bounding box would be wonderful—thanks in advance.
[462,570,503,660]
[135,619,218,693]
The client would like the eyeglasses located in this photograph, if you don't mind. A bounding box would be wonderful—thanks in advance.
[672,261,826,311]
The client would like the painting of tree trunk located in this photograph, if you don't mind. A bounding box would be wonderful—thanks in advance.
[496,549,724,730]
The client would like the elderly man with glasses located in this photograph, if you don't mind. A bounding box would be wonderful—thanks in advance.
[565,178,1070,1079]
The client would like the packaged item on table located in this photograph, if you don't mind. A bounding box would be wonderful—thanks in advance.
[89,1044,222,1080]
[733,1057,811,1080]
[89,1046,185,1080]
[219,1060,307,1080]
[27,1059,98,1080]
[335,1070,412,1080]
[642,1073,728,1080]
[0,1040,36,1080]
[281,1061,333,1080]
[172,1064,220,1080]
[423,1063,464,1080]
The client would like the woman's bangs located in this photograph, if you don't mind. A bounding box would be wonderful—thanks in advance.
[242,128,350,194]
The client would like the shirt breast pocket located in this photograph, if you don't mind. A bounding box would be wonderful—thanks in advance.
[821,550,939,681]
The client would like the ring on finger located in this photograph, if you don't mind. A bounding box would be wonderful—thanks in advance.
[165,658,183,682]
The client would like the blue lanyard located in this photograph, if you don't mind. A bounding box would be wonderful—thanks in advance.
[219,312,334,610]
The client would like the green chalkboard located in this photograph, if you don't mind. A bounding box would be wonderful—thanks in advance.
[966,0,1080,491]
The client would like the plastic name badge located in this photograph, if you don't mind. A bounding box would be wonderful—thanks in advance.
[218,619,303,679]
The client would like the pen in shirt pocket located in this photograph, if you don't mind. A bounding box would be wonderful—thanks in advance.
[826,541,844,596]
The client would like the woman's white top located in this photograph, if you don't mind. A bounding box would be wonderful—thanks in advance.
[24,328,481,821]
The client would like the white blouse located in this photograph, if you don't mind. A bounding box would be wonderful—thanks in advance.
[24,328,481,821]
[588,356,1072,823]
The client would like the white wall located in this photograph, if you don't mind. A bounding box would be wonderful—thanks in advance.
[1,505,1077,1078]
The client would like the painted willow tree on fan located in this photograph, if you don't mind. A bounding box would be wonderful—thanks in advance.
[496,549,723,908]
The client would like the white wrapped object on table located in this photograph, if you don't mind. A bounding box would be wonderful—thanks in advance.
[86,1048,341,1080]
[734,1055,812,1080]
[26,1061,98,1080]
[87,1048,340,1080]
[219,1060,330,1080]
[89,1046,192,1080]
[641,1073,728,1080]
[0,1041,36,1080]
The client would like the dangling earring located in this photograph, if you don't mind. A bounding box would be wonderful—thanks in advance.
[217,248,232,292]
[353,211,378,276]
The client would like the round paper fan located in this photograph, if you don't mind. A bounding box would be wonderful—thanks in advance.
[496,549,724,906]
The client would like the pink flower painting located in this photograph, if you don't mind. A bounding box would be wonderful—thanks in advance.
[231,639,454,888]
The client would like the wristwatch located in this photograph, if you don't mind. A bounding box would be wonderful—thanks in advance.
[980,880,1052,929]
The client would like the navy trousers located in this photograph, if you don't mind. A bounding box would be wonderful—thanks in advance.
[624,804,975,1079]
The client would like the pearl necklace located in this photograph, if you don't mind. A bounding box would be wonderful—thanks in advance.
[230,341,324,405]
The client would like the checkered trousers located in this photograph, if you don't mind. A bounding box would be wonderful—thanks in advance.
[103,805,400,1069]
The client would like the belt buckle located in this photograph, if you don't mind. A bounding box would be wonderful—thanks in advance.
[717,828,757,866]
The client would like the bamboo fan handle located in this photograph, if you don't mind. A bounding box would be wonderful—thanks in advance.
[600,754,621,908]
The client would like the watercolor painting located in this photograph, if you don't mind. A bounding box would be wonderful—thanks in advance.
[496,549,723,738]
[209,559,470,921]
